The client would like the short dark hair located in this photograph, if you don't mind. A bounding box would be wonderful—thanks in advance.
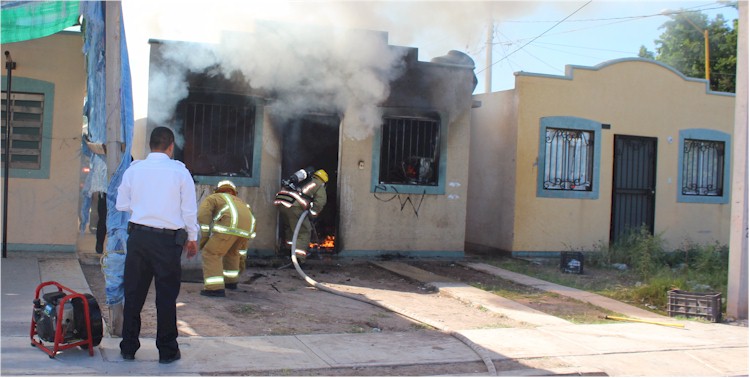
[149,127,175,152]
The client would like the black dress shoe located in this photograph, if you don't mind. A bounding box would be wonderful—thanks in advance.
[225,283,238,290]
[159,350,181,364]
[121,352,135,361]
[200,289,225,297]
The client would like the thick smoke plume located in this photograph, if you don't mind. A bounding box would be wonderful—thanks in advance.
[149,22,408,140]
[135,1,546,141]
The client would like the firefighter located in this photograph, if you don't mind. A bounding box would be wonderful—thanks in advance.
[198,180,256,297]
[273,167,328,264]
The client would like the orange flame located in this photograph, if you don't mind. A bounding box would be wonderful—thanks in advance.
[310,235,335,249]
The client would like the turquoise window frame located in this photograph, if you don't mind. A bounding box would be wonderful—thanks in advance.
[536,116,601,199]
[677,129,731,204]
[190,101,264,188]
[1,76,54,179]
[371,109,447,195]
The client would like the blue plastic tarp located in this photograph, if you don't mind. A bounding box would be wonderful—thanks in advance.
[81,1,133,306]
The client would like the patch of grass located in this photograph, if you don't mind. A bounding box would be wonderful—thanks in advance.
[410,323,434,331]
[349,325,366,333]
[484,236,729,317]
[229,304,257,314]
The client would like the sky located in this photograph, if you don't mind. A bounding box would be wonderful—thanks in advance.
[119,0,740,122]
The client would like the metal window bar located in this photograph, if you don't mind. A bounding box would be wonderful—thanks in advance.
[682,139,724,196]
[543,128,593,191]
[1,92,43,170]
[379,117,439,185]
[182,96,255,177]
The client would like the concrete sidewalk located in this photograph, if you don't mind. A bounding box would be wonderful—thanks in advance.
[1,252,747,376]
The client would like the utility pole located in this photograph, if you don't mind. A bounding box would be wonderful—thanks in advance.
[485,20,493,94]
[682,16,710,82]
[727,0,748,321]
[661,10,711,83]
[2,51,16,259]
[105,1,123,181]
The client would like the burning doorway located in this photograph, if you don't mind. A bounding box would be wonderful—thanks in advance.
[280,114,340,255]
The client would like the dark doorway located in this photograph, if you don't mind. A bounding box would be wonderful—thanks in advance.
[610,135,657,243]
[280,114,340,254]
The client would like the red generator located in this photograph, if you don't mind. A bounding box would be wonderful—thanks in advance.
[29,281,103,358]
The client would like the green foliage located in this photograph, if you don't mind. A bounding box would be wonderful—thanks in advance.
[630,270,687,310]
[639,6,738,92]
[493,234,729,316]
[589,225,665,281]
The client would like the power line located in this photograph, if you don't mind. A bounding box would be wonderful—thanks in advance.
[497,4,732,24]
[531,41,636,55]
[477,1,593,74]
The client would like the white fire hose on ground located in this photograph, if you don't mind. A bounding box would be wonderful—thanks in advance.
[288,210,497,375]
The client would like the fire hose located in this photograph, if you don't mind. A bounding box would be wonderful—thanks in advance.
[287,210,497,375]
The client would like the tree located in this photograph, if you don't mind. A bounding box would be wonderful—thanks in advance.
[639,8,737,93]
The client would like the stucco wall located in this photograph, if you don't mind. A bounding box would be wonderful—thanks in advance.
[510,59,734,253]
[2,32,85,251]
[337,107,471,256]
[187,107,281,259]
[513,60,734,251]
[466,90,517,252]
[147,35,476,258]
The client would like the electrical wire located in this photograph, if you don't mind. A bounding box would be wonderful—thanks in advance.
[478,0,593,74]
[478,1,736,77]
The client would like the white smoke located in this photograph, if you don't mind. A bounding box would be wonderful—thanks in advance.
[149,21,407,140]
[130,1,545,140]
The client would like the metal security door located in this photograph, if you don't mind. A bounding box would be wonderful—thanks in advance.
[610,135,657,243]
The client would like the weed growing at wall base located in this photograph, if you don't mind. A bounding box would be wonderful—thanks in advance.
[490,230,729,317]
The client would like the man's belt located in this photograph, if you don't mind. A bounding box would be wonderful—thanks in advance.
[128,222,178,235]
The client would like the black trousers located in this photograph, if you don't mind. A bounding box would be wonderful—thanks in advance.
[119,227,182,359]
[95,192,107,253]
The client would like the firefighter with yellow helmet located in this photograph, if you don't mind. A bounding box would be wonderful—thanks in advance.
[198,180,256,297]
[273,167,328,264]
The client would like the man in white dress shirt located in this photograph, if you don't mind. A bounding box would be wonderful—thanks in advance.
[116,126,198,364]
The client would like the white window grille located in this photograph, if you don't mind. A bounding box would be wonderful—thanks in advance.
[682,139,724,196]
[379,116,440,186]
[543,127,593,191]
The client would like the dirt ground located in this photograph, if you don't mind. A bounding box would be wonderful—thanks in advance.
[77,256,627,375]
[80,256,612,339]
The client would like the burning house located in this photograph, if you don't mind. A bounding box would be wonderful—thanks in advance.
[146,22,477,260]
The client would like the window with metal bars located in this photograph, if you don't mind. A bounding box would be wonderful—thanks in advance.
[1,91,44,170]
[542,127,594,191]
[378,116,440,186]
[681,138,724,196]
[175,92,256,178]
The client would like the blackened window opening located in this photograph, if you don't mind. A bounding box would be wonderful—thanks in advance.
[178,92,255,177]
[379,116,439,186]
[1,91,44,170]
[543,128,593,191]
[682,139,724,196]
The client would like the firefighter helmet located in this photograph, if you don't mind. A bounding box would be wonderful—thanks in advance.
[216,180,237,194]
[313,169,328,183]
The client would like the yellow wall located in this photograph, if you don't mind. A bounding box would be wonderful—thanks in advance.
[338,108,471,254]
[466,91,517,252]
[2,32,86,251]
[470,59,735,254]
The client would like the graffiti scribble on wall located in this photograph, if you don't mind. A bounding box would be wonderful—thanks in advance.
[373,184,426,217]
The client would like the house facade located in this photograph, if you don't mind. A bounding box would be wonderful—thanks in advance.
[1,31,86,252]
[146,27,477,260]
[467,58,735,256]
